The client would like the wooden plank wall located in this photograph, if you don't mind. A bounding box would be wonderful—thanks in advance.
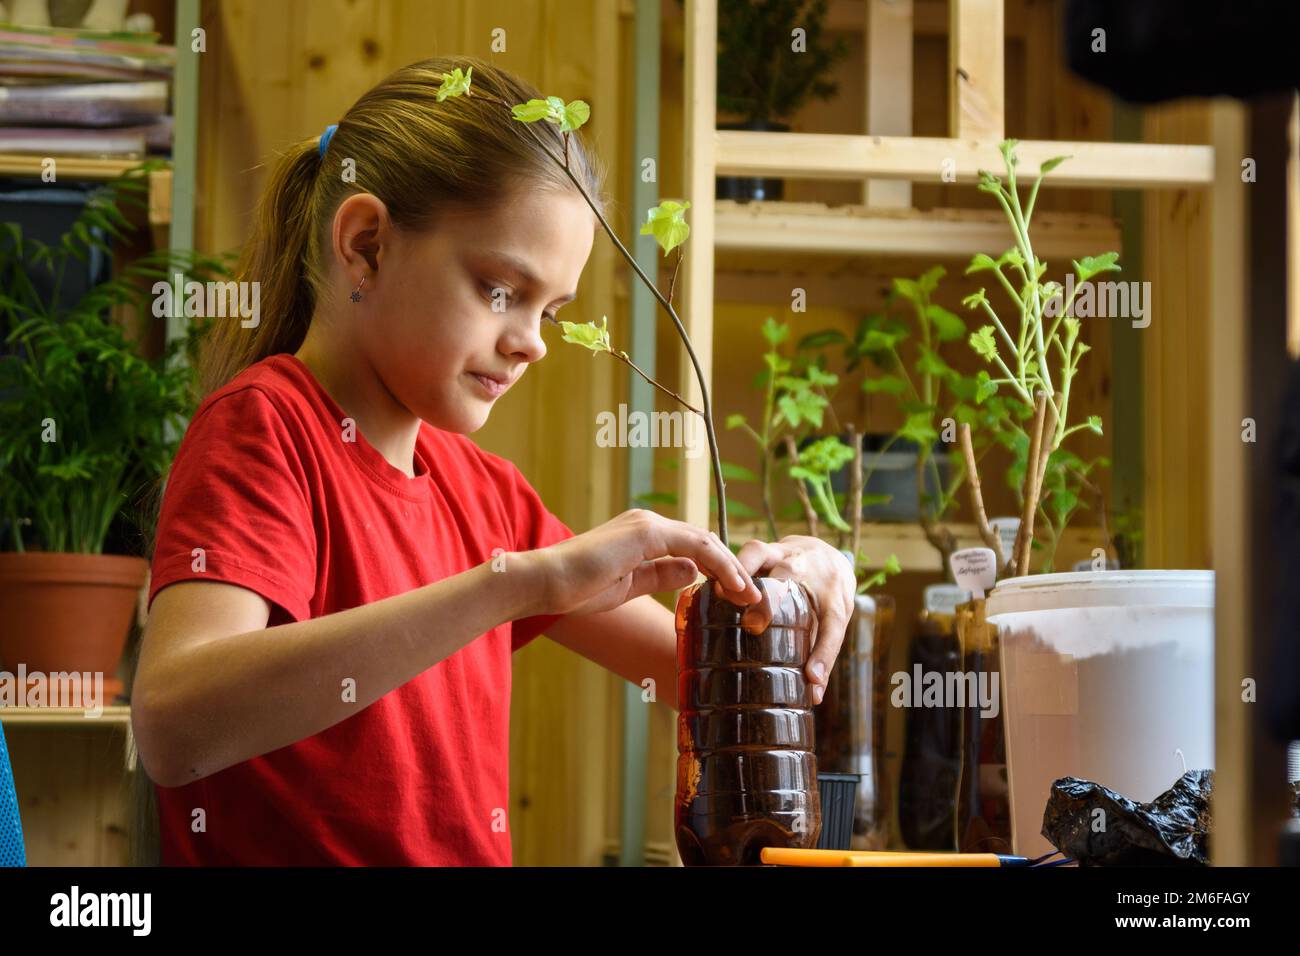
[194,0,632,866]
[1143,102,1211,570]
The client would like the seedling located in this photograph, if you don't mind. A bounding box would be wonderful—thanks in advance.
[436,68,737,545]
[848,266,1015,572]
[722,316,899,594]
[960,140,1114,575]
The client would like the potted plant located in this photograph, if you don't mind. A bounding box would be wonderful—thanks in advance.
[439,66,836,861]
[0,166,226,703]
[677,0,849,201]
[956,141,1215,858]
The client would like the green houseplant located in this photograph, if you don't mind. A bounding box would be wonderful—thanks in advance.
[958,140,1111,574]
[678,0,850,200]
[0,165,227,694]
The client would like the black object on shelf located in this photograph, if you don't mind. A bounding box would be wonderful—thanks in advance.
[715,120,788,202]
[816,772,860,850]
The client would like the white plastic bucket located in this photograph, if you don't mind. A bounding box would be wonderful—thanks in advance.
[985,570,1215,858]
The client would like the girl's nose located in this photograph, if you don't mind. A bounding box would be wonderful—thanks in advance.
[503,316,548,364]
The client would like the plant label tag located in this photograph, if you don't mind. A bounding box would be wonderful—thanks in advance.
[923,584,969,614]
[949,547,997,599]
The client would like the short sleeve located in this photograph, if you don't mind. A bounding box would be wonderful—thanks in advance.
[507,463,575,651]
[147,386,317,623]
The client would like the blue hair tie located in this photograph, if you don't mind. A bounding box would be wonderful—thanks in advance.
[318,123,338,160]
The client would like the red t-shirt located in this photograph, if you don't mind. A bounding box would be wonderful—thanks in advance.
[145,352,574,866]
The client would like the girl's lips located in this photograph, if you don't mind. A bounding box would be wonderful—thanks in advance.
[468,371,508,398]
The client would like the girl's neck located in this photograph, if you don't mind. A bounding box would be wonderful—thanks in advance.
[294,328,422,479]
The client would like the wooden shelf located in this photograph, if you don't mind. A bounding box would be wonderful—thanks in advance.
[710,199,1121,260]
[0,705,131,727]
[715,130,1215,190]
[0,153,172,227]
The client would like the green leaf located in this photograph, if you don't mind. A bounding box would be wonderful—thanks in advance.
[961,289,989,311]
[915,346,952,378]
[640,200,691,256]
[725,413,748,430]
[806,365,838,388]
[761,316,790,346]
[511,97,557,123]
[1073,252,1121,283]
[998,248,1027,270]
[791,436,856,476]
[560,99,590,132]
[977,170,1002,194]
[1086,415,1103,435]
[558,315,611,353]
[721,461,759,483]
[862,374,907,395]
[1040,155,1070,175]
[796,328,847,350]
[953,403,979,426]
[898,412,938,448]
[926,304,965,342]
[763,352,792,375]
[918,266,946,294]
[969,325,999,361]
[859,328,904,353]
[891,277,922,305]
[975,370,998,403]
[436,66,473,101]
[965,253,998,275]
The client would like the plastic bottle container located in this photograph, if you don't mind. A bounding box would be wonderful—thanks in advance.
[675,575,821,865]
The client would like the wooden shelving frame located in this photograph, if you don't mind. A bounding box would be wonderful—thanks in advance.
[674,0,1255,864]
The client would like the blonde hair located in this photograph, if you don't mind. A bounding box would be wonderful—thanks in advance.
[197,55,608,397]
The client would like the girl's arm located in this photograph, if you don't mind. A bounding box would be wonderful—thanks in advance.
[546,595,679,709]
[134,508,759,787]
[133,559,545,788]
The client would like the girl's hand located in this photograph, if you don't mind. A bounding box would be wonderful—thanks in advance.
[526,509,761,619]
[735,536,857,705]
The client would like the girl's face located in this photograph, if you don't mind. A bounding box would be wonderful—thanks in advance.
[361,186,596,433]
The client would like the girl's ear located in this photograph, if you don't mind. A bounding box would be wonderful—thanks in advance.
[331,193,391,277]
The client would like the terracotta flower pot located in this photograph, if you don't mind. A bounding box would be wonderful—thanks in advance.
[0,551,145,688]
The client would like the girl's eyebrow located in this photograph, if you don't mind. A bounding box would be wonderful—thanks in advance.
[483,250,577,304]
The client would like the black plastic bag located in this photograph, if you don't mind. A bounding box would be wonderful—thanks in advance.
[1042,770,1212,866]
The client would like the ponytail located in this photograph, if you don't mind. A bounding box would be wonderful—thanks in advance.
[197,139,320,398]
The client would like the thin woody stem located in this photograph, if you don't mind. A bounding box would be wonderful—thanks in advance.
[960,423,1009,575]
[613,350,702,416]
[783,434,819,537]
[487,94,731,545]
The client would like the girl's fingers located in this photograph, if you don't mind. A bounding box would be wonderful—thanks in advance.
[659,521,759,604]
[735,538,785,578]
[626,556,697,601]
[807,593,852,704]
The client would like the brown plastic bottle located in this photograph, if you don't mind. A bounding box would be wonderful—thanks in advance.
[814,593,897,850]
[675,575,822,866]
[953,597,1012,853]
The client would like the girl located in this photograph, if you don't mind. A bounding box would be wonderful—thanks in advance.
[132,56,855,866]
